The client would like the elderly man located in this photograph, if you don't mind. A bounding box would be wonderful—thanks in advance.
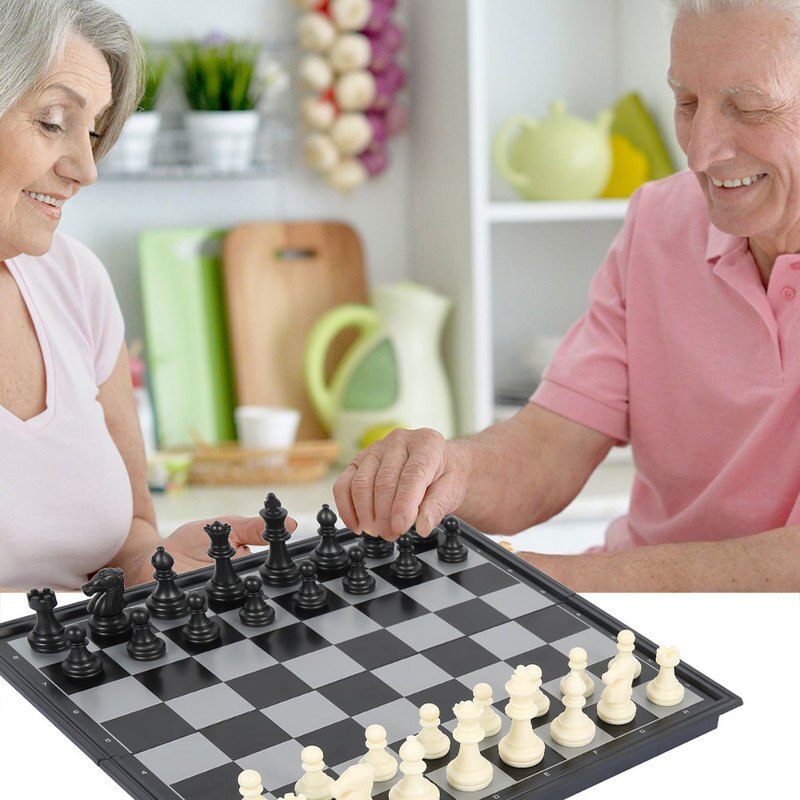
[334,0,800,592]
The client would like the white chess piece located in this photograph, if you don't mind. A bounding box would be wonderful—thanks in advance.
[646,645,685,706]
[525,664,551,717]
[283,794,308,800]
[446,700,494,792]
[359,723,398,781]
[415,702,451,759]
[607,630,642,679]
[332,763,374,800]
[473,682,502,736]
[550,670,597,747]
[239,769,266,799]
[389,736,440,800]
[559,647,595,698]
[498,665,545,768]
[295,745,335,800]
[597,658,637,725]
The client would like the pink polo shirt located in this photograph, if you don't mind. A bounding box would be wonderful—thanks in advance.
[532,169,800,551]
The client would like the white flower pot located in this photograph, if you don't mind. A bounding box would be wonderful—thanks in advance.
[185,110,261,172]
[103,111,161,174]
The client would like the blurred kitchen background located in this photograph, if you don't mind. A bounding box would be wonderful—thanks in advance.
[65,0,684,552]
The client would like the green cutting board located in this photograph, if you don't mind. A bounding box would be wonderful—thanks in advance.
[138,227,236,448]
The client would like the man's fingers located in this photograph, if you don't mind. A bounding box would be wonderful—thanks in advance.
[373,440,412,536]
[416,467,461,536]
[333,463,361,532]
[348,448,382,534]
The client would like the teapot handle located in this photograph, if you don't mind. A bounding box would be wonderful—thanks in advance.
[304,304,382,432]
[492,115,537,190]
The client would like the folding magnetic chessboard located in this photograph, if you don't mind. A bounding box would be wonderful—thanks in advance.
[0,520,741,800]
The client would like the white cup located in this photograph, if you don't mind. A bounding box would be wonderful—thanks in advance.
[234,406,301,452]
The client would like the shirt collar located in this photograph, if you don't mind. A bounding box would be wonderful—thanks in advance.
[705,223,747,264]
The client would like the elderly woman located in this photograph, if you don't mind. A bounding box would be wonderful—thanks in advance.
[335,0,800,592]
[0,0,275,591]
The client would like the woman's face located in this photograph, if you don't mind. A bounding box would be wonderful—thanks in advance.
[670,7,800,254]
[0,35,112,260]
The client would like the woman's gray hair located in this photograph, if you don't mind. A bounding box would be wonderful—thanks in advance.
[0,0,144,161]
[665,0,800,22]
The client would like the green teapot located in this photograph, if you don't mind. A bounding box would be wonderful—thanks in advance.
[493,100,613,200]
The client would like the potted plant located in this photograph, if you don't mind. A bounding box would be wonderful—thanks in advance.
[103,45,169,174]
[173,33,268,172]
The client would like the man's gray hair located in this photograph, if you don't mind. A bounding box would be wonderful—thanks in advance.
[0,0,144,161]
[665,0,800,21]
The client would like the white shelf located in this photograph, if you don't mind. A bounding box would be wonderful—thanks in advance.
[486,198,629,223]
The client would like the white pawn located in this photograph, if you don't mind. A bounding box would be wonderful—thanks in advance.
[415,702,451,759]
[597,658,637,725]
[332,764,373,800]
[525,664,551,717]
[646,645,685,706]
[472,682,502,737]
[360,723,398,782]
[239,769,266,799]
[389,736,440,800]
[559,647,595,698]
[295,745,335,800]
[550,670,597,747]
[498,665,545,768]
[446,700,494,792]
[607,629,642,679]
[284,795,308,800]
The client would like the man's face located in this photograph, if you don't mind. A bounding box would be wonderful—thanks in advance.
[670,7,800,251]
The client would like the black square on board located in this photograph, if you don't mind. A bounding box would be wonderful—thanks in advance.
[134,657,221,702]
[40,651,129,695]
[317,670,401,716]
[435,598,508,636]
[421,637,496,676]
[172,762,244,800]
[508,644,571,683]
[372,559,442,589]
[272,587,349,620]
[103,702,195,753]
[251,622,331,661]
[337,628,416,671]
[353,592,428,627]
[407,678,475,723]
[516,604,589,642]
[201,709,292,759]
[297,717,367,765]
[162,617,245,655]
[228,663,312,709]
[447,562,518,595]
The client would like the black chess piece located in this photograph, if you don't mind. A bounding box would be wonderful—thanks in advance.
[26,588,66,653]
[391,532,423,580]
[437,516,468,563]
[146,547,188,619]
[259,493,300,587]
[360,531,395,559]
[126,607,166,661]
[61,625,103,680]
[82,568,131,644]
[204,521,246,609]
[309,504,349,579]
[239,575,275,627]
[342,545,376,594]
[408,523,440,552]
[293,561,328,611]
[183,593,221,644]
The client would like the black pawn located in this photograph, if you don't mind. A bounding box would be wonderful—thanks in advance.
[293,561,328,612]
[408,523,440,552]
[309,504,349,578]
[61,625,103,680]
[342,545,376,595]
[391,533,423,580]
[26,588,66,653]
[204,521,246,609]
[259,493,300,587]
[360,531,395,559]
[126,607,166,661]
[239,575,275,627]
[437,516,468,563]
[146,547,187,619]
[183,593,221,644]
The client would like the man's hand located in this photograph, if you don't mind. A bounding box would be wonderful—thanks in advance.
[333,428,474,540]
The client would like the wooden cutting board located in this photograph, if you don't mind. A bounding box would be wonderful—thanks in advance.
[223,221,368,441]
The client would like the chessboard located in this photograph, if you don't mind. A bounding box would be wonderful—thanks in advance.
[0,497,741,800]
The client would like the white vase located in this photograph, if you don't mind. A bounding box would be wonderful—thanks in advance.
[102,111,161,174]
[185,110,261,172]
